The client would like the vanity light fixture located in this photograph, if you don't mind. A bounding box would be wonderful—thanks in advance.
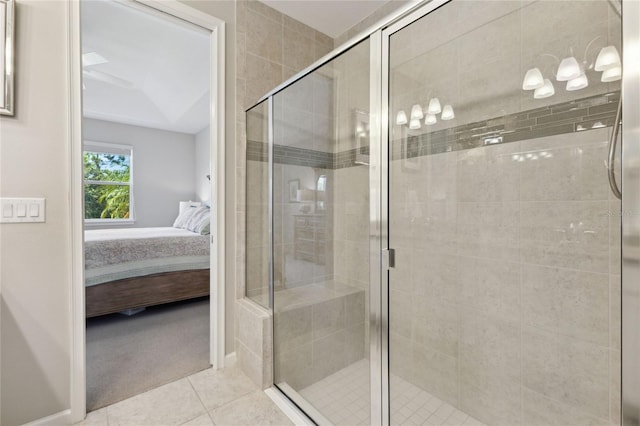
[601,66,622,82]
[566,73,589,91]
[409,118,421,130]
[595,46,621,71]
[556,56,582,81]
[522,67,544,90]
[441,105,455,120]
[533,79,555,99]
[427,98,441,115]
[398,97,454,130]
[410,104,424,120]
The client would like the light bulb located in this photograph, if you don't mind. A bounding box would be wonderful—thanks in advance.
[533,79,555,99]
[601,66,622,82]
[556,57,581,81]
[566,73,588,91]
[410,104,424,120]
[427,98,441,114]
[409,118,421,130]
[595,46,621,71]
[395,110,408,125]
[522,67,544,90]
[441,105,454,120]
[425,114,437,125]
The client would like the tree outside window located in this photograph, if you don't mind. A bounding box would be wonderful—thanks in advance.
[83,143,133,221]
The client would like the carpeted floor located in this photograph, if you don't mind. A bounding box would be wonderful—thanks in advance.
[86,297,210,411]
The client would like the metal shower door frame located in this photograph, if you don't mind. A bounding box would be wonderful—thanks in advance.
[250,0,637,423]
[622,1,640,425]
[378,1,636,425]
[374,2,451,425]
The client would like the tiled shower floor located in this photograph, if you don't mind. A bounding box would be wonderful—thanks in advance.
[299,359,486,426]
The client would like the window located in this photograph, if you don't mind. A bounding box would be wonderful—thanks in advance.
[83,142,134,223]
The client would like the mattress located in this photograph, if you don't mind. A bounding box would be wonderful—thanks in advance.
[85,227,210,286]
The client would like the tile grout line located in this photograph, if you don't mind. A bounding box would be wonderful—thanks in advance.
[186,372,212,424]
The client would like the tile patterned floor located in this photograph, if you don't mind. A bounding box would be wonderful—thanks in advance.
[300,360,486,426]
[75,367,293,426]
[77,361,486,426]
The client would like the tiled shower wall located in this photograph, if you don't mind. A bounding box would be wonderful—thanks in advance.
[236,0,334,387]
[389,124,621,425]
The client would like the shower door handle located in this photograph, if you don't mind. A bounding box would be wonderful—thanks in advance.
[382,248,395,270]
[608,97,622,200]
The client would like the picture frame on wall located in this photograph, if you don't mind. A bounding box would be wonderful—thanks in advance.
[0,0,15,116]
[288,179,299,203]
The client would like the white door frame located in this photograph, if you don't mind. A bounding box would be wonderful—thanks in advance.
[68,0,226,422]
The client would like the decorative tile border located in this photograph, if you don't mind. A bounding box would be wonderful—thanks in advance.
[273,144,333,169]
[396,91,619,159]
[247,91,620,168]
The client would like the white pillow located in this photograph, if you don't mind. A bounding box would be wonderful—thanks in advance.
[173,206,198,228]
[185,206,210,235]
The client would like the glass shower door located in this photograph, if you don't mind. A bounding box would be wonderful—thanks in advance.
[271,39,372,425]
[387,1,621,425]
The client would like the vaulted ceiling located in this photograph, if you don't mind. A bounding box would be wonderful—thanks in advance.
[81,0,210,134]
[81,0,399,135]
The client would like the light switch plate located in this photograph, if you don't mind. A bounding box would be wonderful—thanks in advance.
[0,198,46,223]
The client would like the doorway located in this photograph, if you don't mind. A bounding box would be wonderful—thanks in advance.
[69,0,226,422]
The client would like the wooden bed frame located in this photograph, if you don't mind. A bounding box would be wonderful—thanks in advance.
[85,269,210,318]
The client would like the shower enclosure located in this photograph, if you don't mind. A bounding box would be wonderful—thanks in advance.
[246,0,640,425]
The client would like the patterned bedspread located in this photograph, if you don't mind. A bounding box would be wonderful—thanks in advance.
[84,227,210,286]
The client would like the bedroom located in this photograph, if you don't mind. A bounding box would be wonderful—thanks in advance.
[80,0,213,410]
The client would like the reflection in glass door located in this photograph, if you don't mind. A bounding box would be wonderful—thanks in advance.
[271,39,372,425]
[387,1,622,425]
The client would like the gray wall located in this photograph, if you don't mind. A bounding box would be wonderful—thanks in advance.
[195,126,210,205]
[83,118,198,228]
[0,1,71,424]
[0,0,236,424]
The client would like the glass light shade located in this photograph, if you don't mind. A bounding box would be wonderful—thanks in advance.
[595,46,621,71]
[425,114,437,125]
[522,67,544,90]
[601,66,622,82]
[410,104,424,120]
[396,110,408,125]
[533,79,555,99]
[566,74,589,91]
[441,105,454,120]
[556,57,581,81]
[427,98,441,114]
[409,118,421,130]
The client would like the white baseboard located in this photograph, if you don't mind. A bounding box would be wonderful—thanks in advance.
[24,409,72,426]
[225,351,237,368]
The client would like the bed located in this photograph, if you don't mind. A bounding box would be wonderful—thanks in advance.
[84,224,210,318]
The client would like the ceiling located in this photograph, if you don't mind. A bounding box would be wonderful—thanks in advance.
[81,0,400,134]
[81,0,210,135]
[261,0,396,38]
